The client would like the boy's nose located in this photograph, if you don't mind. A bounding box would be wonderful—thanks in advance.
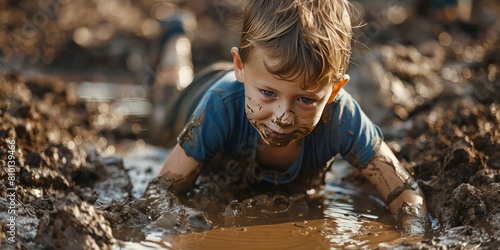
[272,109,295,128]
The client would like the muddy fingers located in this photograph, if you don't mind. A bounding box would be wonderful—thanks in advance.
[395,201,427,236]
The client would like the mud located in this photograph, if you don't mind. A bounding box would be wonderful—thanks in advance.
[35,192,116,249]
[1,0,500,249]
[0,72,134,249]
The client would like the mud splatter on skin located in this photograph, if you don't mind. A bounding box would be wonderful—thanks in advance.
[356,143,427,235]
[244,95,321,147]
[363,154,418,204]
[246,108,314,146]
[142,174,212,233]
[375,155,418,205]
[386,181,419,206]
[271,109,295,127]
[246,104,255,114]
[245,96,261,119]
[245,96,262,109]
[156,167,202,195]
[360,150,426,235]
[259,127,311,147]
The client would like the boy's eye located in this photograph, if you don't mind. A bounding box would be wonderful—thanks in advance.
[260,89,276,98]
[298,97,315,104]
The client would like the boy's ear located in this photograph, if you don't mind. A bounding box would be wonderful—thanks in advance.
[327,74,349,103]
[231,47,245,83]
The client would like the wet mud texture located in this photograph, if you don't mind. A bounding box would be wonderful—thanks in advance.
[0,72,133,249]
[1,1,500,250]
[370,2,499,247]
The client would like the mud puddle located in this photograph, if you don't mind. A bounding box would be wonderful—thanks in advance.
[120,201,409,250]
[116,147,418,249]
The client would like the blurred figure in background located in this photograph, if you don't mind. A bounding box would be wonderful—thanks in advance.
[0,0,198,145]
[147,10,197,146]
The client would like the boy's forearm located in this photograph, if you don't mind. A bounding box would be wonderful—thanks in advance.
[387,186,425,214]
[159,169,201,195]
[360,142,427,234]
[365,165,427,218]
[157,144,203,195]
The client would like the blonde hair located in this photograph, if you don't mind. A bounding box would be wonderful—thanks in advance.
[238,0,352,88]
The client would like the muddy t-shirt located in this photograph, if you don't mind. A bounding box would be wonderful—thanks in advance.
[177,71,383,185]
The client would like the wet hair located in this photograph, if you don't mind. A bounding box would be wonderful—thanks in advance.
[238,0,353,88]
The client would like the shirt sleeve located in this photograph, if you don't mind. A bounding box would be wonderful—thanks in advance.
[331,90,383,168]
[177,89,230,163]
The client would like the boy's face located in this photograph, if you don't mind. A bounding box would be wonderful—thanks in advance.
[232,47,347,147]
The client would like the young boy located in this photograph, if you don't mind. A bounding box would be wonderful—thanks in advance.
[157,0,427,235]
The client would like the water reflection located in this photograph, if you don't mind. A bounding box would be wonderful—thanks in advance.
[118,190,412,249]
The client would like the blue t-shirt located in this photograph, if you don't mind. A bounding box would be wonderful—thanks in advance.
[177,71,383,188]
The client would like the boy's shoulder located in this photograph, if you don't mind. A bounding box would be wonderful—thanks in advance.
[326,88,351,111]
[206,70,245,102]
[322,88,366,125]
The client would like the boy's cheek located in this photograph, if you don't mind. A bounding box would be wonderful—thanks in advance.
[295,112,322,126]
[245,106,268,122]
[245,95,261,108]
[245,95,267,118]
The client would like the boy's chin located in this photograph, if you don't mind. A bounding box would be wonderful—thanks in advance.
[259,135,301,147]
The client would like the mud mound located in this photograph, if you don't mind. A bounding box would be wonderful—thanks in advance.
[0,72,131,249]
[35,193,115,249]
[394,97,500,247]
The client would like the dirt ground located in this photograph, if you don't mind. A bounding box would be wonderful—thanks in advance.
[1,0,499,249]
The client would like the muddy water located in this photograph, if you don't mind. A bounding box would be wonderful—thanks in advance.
[135,218,406,250]
[116,146,423,249]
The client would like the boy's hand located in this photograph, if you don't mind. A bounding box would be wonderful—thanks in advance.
[396,200,427,236]
[158,143,203,194]
[359,142,428,235]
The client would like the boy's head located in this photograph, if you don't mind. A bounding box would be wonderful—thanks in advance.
[231,0,353,147]
[238,0,352,86]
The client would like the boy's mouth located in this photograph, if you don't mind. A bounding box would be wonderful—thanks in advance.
[258,125,306,147]
[263,126,291,140]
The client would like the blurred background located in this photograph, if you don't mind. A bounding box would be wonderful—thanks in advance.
[0,0,241,83]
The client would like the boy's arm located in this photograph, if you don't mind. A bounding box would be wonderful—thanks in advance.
[158,143,203,194]
[360,141,427,235]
